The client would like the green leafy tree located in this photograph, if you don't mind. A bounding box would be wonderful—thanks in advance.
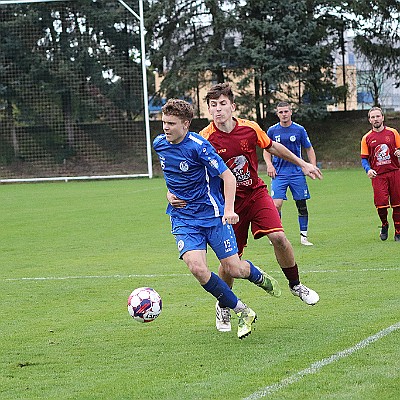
[235,0,344,119]
[145,0,241,111]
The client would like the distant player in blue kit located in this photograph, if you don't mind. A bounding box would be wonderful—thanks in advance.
[153,99,281,339]
[264,102,318,246]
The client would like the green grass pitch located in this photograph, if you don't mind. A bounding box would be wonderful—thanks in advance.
[1,169,399,399]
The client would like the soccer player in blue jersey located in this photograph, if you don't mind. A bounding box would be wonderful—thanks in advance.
[264,102,318,246]
[153,99,281,339]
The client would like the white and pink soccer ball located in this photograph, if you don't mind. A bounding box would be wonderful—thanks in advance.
[127,287,162,323]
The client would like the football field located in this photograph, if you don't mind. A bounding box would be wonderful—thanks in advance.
[1,169,399,399]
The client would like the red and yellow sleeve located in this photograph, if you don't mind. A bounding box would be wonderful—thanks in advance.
[391,128,400,149]
[199,122,214,141]
[360,131,371,157]
[238,119,272,149]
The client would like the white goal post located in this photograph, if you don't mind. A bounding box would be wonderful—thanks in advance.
[0,0,153,183]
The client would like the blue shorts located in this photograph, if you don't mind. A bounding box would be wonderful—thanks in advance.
[270,174,310,201]
[170,217,238,260]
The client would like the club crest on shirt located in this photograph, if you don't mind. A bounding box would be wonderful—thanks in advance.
[240,139,249,152]
[179,161,189,172]
[290,135,296,142]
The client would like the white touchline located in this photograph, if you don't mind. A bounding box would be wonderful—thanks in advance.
[3,273,192,281]
[243,321,400,400]
[2,267,398,282]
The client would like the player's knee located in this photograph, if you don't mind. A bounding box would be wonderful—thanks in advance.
[269,231,289,248]
[295,199,308,216]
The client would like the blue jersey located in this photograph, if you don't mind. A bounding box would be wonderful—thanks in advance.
[153,131,228,225]
[267,122,312,175]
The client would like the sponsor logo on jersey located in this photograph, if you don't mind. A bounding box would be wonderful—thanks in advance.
[374,143,391,165]
[209,158,219,169]
[226,155,252,186]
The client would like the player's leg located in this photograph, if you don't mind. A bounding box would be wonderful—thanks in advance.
[207,221,257,337]
[393,207,400,241]
[181,249,256,339]
[388,170,400,241]
[216,213,251,290]
[290,175,312,245]
[220,255,281,297]
[251,189,319,305]
[172,220,243,310]
[372,175,390,240]
[270,175,288,219]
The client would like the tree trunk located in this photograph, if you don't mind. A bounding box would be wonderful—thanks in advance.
[6,99,19,157]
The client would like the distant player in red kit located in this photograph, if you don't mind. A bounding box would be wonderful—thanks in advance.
[361,107,400,241]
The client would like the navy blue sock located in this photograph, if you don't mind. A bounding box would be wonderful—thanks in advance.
[202,272,238,309]
[298,215,308,232]
[245,260,262,284]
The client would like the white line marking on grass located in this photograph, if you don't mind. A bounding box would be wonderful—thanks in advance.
[243,322,400,400]
[3,273,192,282]
[2,267,398,282]
[302,267,400,273]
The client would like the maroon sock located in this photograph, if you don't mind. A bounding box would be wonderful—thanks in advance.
[393,207,400,234]
[377,207,388,226]
[282,264,300,288]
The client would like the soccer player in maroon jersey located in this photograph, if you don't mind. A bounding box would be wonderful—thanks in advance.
[168,83,323,332]
[361,107,400,241]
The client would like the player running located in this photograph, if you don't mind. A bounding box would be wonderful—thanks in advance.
[168,85,322,332]
[154,98,281,339]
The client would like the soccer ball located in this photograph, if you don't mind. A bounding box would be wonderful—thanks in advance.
[127,287,162,323]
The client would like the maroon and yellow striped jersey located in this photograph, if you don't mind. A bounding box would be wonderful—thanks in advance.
[200,118,272,198]
[361,126,400,174]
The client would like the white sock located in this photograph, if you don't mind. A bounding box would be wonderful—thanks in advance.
[233,300,246,313]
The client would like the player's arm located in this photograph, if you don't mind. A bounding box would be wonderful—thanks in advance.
[219,169,239,225]
[360,134,376,179]
[361,157,376,179]
[305,146,317,166]
[263,150,277,178]
[268,141,322,180]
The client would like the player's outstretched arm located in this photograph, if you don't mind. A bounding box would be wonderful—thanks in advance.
[268,142,322,180]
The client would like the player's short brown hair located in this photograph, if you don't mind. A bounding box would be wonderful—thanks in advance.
[162,99,194,123]
[276,101,291,110]
[205,83,235,105]
[368,106,383,118]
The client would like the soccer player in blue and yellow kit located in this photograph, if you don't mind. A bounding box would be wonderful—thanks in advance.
[153,99,281,339]
[264,102,318,246]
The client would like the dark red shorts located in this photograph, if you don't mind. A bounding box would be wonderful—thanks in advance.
[372,169,400,208]
[234,186,284,256]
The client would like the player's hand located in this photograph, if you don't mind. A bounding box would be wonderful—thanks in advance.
[302,163,323,180]
[222,211,239,225]
[266,165,277,178]
[367,169,377,179]
[166,190,187,208]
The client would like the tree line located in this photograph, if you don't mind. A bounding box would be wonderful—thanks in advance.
[0,0,399,138]
[145,0,400,119]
